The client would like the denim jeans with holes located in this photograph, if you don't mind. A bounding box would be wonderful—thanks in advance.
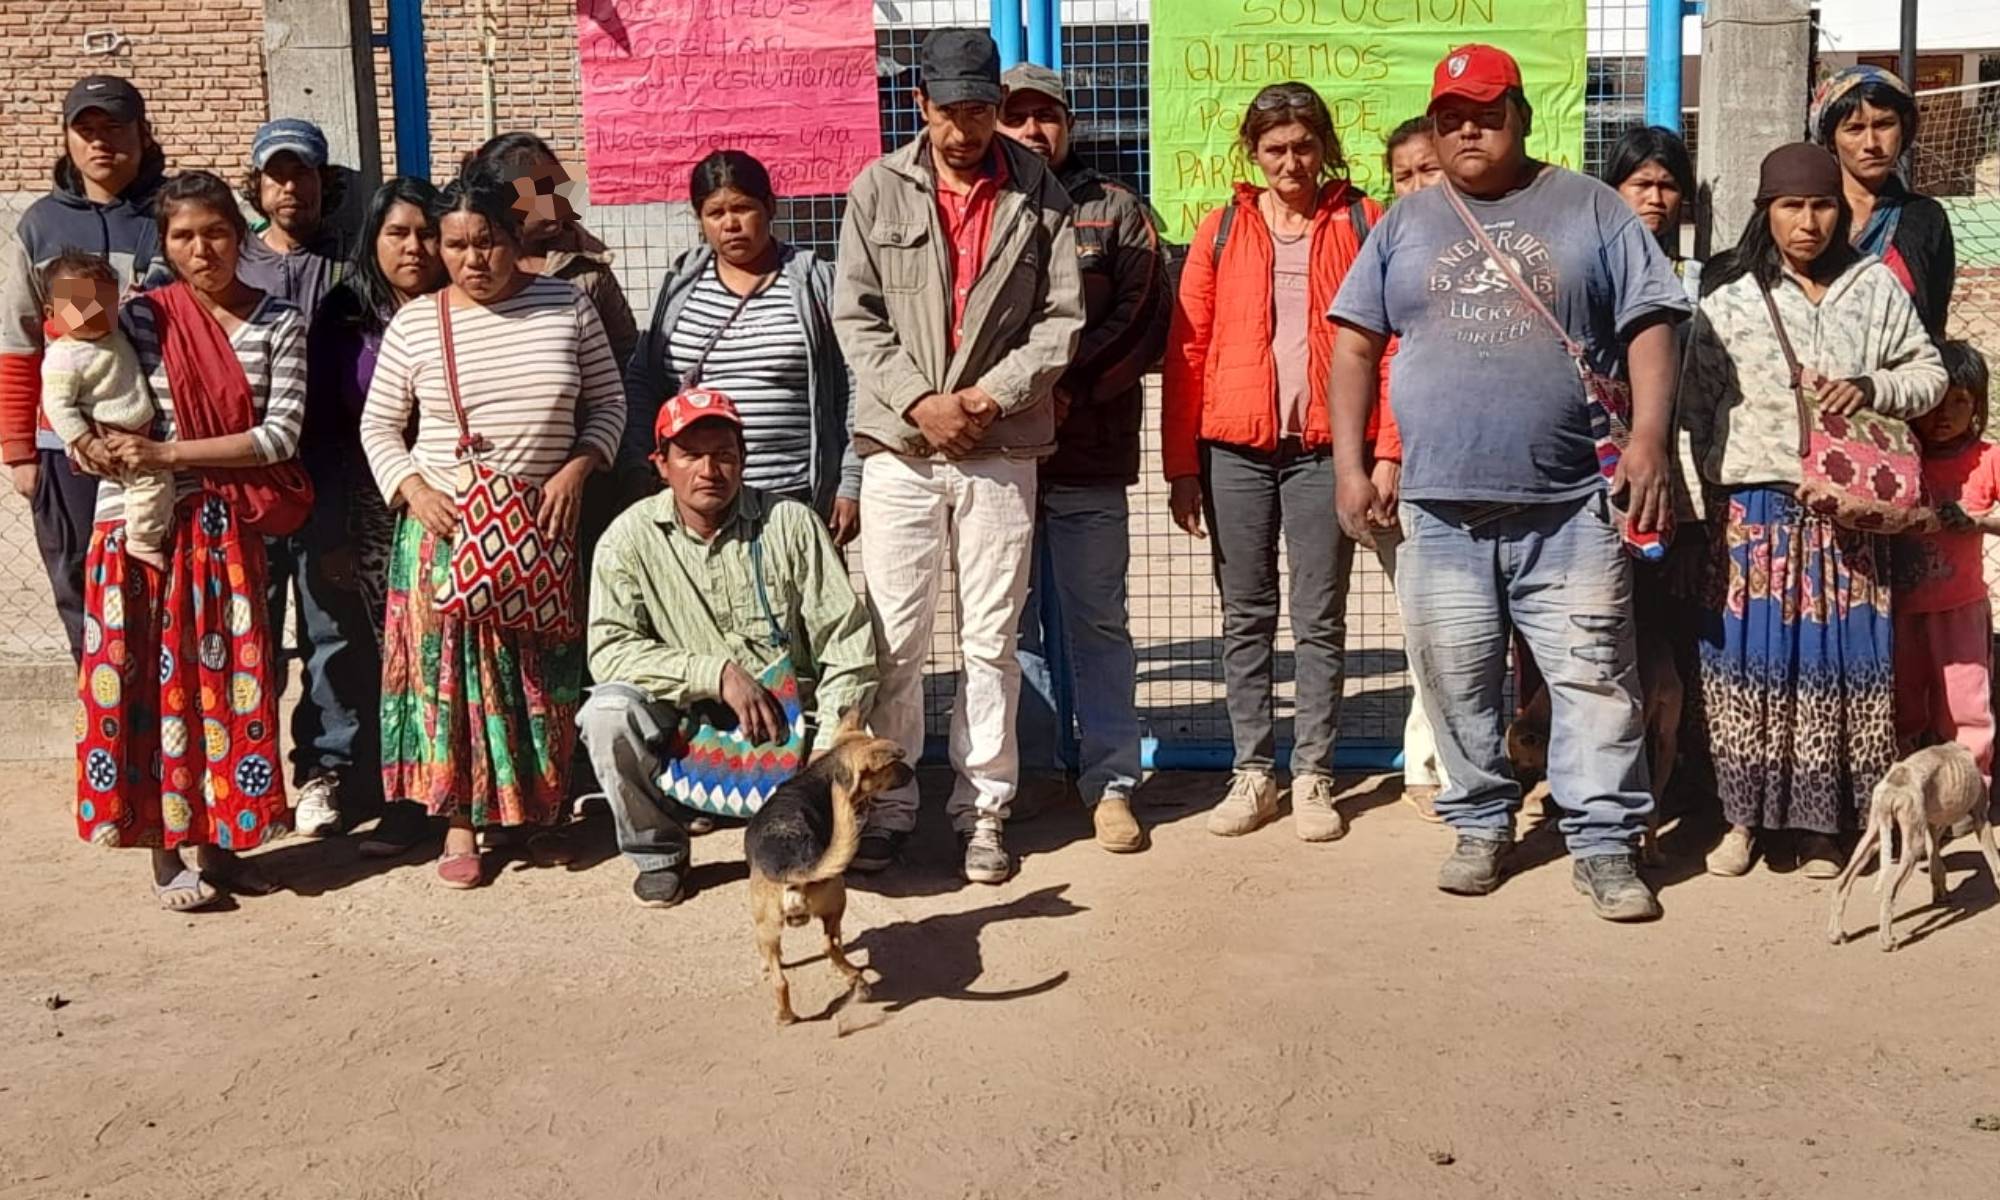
[1396,493,1653,857]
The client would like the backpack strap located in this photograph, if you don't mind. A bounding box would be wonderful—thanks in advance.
[1209,203,1238,269]
[1347,198,1372,247]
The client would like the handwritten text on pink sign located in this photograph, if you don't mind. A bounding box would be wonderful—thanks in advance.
[577,0,881,205]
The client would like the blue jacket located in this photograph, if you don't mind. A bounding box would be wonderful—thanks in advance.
[621,242,858,515]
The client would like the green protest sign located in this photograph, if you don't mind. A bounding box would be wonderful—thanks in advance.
[1148,0,1587,241]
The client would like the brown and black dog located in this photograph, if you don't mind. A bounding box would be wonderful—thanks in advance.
[743,709,914,1025]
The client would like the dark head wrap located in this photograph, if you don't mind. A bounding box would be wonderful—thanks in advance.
[1755,143,1843,202]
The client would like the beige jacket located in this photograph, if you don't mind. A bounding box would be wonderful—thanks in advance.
[1679,256,1945,490]
[833,133,1083,459]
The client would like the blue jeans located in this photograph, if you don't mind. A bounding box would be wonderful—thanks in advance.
[1396,493,1652,857]
[265,482,383,799]
[1017,484,1142,806]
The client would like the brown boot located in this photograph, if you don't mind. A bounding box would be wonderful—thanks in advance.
[1093,793,1144,853]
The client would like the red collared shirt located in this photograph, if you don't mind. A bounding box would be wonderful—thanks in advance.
[934,148,1009,351]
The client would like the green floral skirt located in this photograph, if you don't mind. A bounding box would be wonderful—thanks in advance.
[378,515,582,827]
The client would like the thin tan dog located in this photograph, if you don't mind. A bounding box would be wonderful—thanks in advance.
[743,709,913,1024]
[1827,742,2000,951]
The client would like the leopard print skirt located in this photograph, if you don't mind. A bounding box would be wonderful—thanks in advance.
[1698,487,1895,834]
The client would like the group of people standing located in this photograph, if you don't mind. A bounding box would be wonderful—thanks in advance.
[3,36,1979,927]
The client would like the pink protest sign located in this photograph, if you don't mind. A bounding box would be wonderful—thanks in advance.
[577,0,881,205]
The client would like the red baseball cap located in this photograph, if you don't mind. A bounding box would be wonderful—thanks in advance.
[1429,44,1523,108]
[654,387,743,446]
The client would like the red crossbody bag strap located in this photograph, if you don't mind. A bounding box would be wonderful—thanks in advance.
[435,290,483,458]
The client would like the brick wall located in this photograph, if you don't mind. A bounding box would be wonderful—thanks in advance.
[0,0,268,190]
[2,2,591,192]
[414,1,584,179]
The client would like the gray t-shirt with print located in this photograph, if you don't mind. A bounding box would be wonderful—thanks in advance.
[1329,165,1691,504]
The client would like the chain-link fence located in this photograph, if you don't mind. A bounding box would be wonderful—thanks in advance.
[1,1,1663,767]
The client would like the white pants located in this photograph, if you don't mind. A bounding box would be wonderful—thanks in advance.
[1375,530,1448,790]
[860,452,1037,834]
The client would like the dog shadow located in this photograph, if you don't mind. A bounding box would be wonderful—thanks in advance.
[1836,847,2000,950]
[844,884,1087,1020]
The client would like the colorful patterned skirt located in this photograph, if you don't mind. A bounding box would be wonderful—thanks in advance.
[1699,486,1895,833]
[378,514,582,827]
[75,494,290,850]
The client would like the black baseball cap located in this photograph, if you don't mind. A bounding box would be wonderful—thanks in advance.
[919,29,1003,107]
[63,76,145,126]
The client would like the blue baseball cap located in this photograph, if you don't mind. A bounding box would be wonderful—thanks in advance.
[250,118,329,170]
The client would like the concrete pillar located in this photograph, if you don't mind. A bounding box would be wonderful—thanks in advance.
[1694,0,1814,259]
[263,0,382,231]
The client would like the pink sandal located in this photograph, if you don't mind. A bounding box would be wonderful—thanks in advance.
[436,850,483,889]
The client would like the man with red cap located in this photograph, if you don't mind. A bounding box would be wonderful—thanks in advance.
[577,388,878,908]
[1328,45,1691,922]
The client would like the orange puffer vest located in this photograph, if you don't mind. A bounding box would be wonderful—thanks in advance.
[1161,179,1380,480]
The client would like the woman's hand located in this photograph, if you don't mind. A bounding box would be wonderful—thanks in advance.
[68,435,119,479]
[1169,476,1205,539]
[537,457,592,538]
[1817,376,1871,417]
[98,431,175,472]
[400,477,459,538]
[827,497,860,547]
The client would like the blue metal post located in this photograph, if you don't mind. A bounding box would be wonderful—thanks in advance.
[992,0,1025,71]
[1645,0,1687,131]
[386,0,431,178]
[1026,0,1056,69]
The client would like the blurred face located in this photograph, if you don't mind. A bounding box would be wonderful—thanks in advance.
[1432,95,1525,193]
[47,274,117,341]
[1767,195,1840,271]
[656,420,743,522]
[999,91,1071,167]
[698,186,774,268]
[162,202,243,297]
[1831,100,1905,190]
[505,153,577,250]
[258,151,324,237]
[438,210,518,302]
[65,110,143,195]
[1251,121,1323,205]
[1912,386,1979,448]
[1617,159,1683,235]
[375,200,440,300]
[1388,133,1443,199]
[920,94,998,171]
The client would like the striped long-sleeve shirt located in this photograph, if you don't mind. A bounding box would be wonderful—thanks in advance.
[94,293,308,524]
[362,276,625,504]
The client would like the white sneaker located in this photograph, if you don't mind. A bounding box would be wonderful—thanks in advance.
[1208,770,1278,837]
[293,775,341,838]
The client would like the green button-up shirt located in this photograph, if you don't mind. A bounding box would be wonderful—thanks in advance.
[587,487,878,752]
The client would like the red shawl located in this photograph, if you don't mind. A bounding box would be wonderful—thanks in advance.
[142,281,313,536]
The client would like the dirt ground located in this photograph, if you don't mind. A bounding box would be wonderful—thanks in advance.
[6,761,2000,1200]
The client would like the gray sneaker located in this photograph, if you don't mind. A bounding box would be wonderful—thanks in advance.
[1437,834,1509,895]
[1573,853,1662,922]
[960,827,1011,884]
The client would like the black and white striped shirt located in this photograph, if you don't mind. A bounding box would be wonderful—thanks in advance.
[666,268,812,495]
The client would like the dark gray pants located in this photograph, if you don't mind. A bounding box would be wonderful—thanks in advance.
[30,448,98,664]
[1202,439,1354,775]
